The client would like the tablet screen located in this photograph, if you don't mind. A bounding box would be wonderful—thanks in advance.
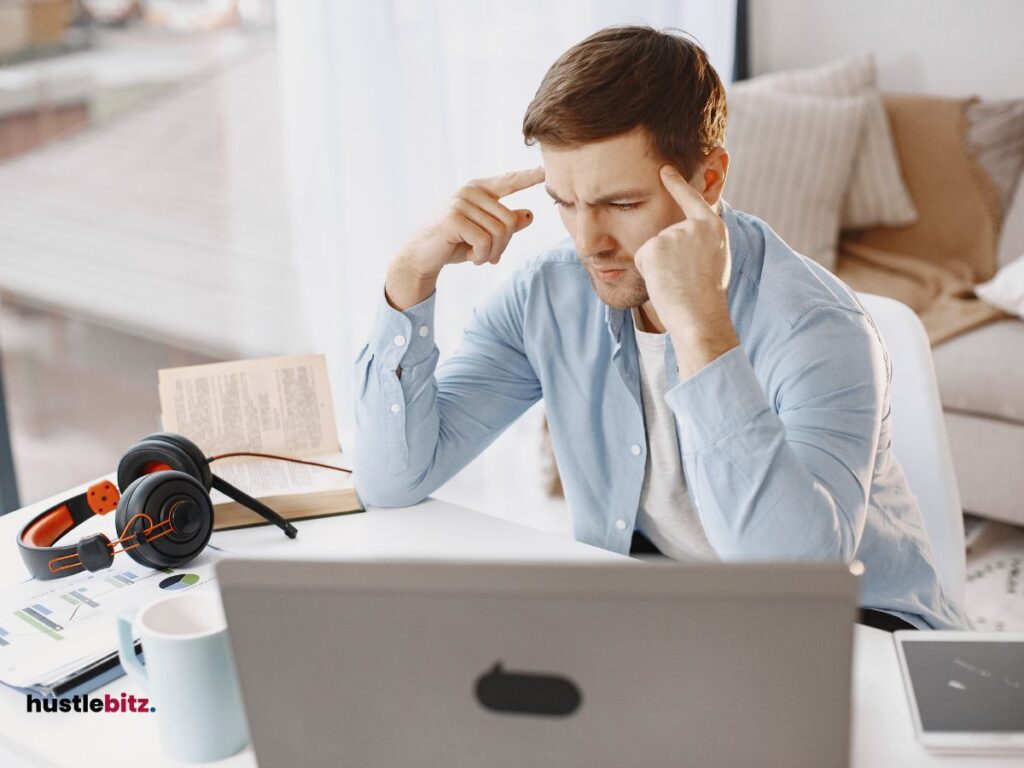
[901,639,1024,733]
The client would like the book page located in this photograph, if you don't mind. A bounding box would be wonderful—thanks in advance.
[158,354,339,459]
[208,452,353,502]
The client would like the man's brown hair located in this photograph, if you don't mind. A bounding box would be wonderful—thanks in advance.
[522,25,727,178]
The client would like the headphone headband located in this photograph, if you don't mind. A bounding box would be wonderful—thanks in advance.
[17,481,121,580]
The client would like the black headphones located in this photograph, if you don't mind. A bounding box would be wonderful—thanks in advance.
[17,432,298,581]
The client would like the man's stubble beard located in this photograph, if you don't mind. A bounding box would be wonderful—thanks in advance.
[585,269,650,310]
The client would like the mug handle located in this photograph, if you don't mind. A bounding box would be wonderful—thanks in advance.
[116,609,148,690]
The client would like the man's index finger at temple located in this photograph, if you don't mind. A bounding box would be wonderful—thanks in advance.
[478,167,546,198]
[660,165,718,221]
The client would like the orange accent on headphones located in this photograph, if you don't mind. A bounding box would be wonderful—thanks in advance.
[21,481,120,548]
[22,504,75,548]
[86,480,120,515]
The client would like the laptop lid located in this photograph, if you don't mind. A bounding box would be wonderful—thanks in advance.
[215,558,858,768]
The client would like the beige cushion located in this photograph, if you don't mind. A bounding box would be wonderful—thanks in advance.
[933,319,1024,424]
[724,90,867,271]
[734,54,917,230]
[852,94,1002,284]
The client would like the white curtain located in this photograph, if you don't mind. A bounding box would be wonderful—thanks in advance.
[275,0,736,487]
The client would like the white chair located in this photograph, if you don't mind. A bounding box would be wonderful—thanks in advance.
[856,293,966,606]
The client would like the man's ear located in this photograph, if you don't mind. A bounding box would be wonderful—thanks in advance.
[690,148,729,207]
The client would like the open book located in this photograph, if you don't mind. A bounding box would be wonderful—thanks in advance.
[158,354,363,530]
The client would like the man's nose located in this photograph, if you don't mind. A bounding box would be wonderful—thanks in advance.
[574,209,614,259]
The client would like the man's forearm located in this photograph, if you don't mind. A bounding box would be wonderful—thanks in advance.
[385,252,441,311]
[353,286,443,508]
[354,266,541,509]
[665,339,876,562]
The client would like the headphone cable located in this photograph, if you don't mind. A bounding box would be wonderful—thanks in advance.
[206,452,353,474]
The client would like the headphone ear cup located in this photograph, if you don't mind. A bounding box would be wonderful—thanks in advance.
[115,471,214,570]
[117,432,212,492]
[152,433,211,488]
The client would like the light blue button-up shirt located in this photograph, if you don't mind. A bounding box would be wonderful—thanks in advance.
[353,201,968,630]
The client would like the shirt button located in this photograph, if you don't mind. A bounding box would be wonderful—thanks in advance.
[394,335,406,347]
[389,403,401,414]
[418,325,429,337]
[615,519,628,531]
[630,444,642,456]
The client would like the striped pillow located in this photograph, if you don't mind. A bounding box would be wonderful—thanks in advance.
[724,90,869,271]
[736,54,918,231]
[967,99,1024,217]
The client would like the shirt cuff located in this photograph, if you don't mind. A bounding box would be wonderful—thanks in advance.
[369,287,438,371]
[664,345,771,455]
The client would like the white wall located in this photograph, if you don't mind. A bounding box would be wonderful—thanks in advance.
[750,0,1024,99]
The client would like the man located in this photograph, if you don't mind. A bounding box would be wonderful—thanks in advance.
[353,26,967,630]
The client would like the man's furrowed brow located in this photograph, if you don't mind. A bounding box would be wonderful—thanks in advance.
[545,186,650,205]
[545,186,567,203]
[591,188,649,205]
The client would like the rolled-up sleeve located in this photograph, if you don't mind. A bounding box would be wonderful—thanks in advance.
[665,306,886,561]
[353,276,542,508]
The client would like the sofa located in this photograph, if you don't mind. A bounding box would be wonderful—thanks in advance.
[934,317,1024,526]
[723,56,1024,528]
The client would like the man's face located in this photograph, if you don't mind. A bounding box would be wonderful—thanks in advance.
[540,126,692,309]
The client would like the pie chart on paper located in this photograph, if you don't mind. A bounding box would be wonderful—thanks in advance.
[158,573,201,591]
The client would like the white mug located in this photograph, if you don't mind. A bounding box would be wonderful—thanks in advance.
[116,590,250,763]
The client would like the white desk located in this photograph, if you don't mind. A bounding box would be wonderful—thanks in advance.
[0,479,1018,767]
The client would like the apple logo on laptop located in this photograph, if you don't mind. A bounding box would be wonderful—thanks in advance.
[474,662,582,717]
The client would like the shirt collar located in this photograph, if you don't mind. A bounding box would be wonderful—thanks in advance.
[605,303,625,343]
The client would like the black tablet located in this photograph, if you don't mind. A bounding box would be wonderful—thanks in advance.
[895,631,1024,753]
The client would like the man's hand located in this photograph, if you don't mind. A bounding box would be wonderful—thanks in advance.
[386,167,545,311]
[634,165,739,378]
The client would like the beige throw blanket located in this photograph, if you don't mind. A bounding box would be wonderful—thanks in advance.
[837,241,1008,345]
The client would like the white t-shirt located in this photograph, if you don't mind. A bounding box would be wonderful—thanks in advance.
[632,316,716,561]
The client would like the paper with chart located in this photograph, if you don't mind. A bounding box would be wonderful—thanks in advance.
[0,554,218,689]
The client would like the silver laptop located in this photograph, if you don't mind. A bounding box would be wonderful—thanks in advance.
[215,559,859,767]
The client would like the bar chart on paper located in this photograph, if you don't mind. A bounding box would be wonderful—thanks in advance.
[0,558,218,689]
[6,569,143,644]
